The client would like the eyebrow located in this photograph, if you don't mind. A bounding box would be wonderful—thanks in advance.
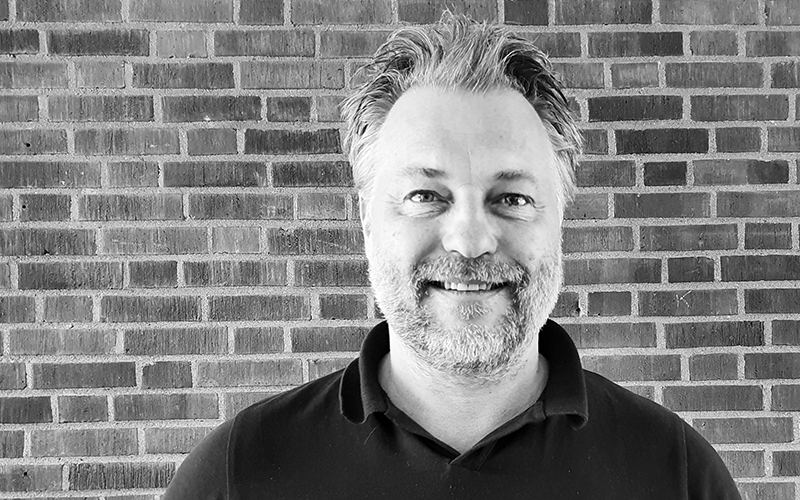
[494,169,540,186]
[399,165,448,179]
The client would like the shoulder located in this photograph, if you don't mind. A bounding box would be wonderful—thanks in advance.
[583,370,682,429]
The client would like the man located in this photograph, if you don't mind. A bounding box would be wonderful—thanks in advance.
[164,14,740,499]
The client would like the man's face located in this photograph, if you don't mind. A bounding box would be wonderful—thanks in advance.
[361,87,563,379]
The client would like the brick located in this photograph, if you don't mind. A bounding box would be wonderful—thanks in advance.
[0,228,96,255]
[320,294,368,320]
[745,223,792,249]
[295,260,369,287]
[398,0,495,23]
[587,292,631,316]
[75,128,178,155]
[522,32,582,57]
[224,392,275,415]
[215,30,313,56]
[615,193,710,218]
[643,161,686,186]
[580,130,609,155]
[188,129,237,155]
[143,361,192,388]
[554,0,651,23]
[0,1,6,19]
[551,62,603,89]
[125,327,226,355]
[58,396,108,422]
[129,260,178,287]
[267,228,363,255]
[663,386,763,411]
[79,194,182,221]
[243,61,344,91]
[144,427,213,454]
[292,326,368,352]
[131,0,231,21]
[0,95,38,121]
[18,0,120,21]
[661,0,759,23]
[774,321,800,345]
[640,290,738,316]
[611,62,659,88]
[690,31,737,55]
[723,255,800,281]
[298,193,347,220]
[320,30,390,58]
[0,297,34,323]
[309,359,352,380]
[694,418,793,444]
[48,30,148,56]
[0,431,23,458]
[766,0,800,25]
[581,355,680,381]
[0,197,10,222]
[716,128,761,153]
[589,32,681,57]
[234,327,284,353]
[718,191,800,217]
[0,397,52,423]
[746,353,800,379]
[747,31,800,56]
[76,60,124,88]
[616,129,708,154]
[107,161,158,187]
[115,394,218,420]
[133,63,233,89]
[0,262,8,286]
[102,296,200,322]
[565,193,608,219]
[32,428,137,457]
[272,161,352,187]
[266,96,311,122]
[212,227,260,253]
[773,385,800,410]
[69,462,174,489]
[0,129,67,154]
[552,292,580,317]
[0,364,25,389]
[19,194,70,221]
[668,256,713,282]
[562,226,633,253]
[239,0,282,24]
[564,258,660,285]
[771,61,800,87]
[19,262,121,290]
[199,359,302,387]
[49,95,152,122]
[739,483,795,500]
[0,62,67,88]
[769,128,800,151]
[690,354,738,381]
[774,451,800,476]
[184,260,286,286]
[163,96,260,122]
[0,29,39,53]
[9,328,115,354]
[157,31,206,58]
[34,362,135,389]
[692,95,788,121]
[575,160,635,186]
[505,0,549,25]
[246,129,341,155]
[209,295,309,321]
[316,95,343,122]
[102,227,207,255]
[667,63,762,88]
[165,162,266,187]
[667,321,763,348]
[189,194,293,220]
[0,464,62,491]
[43,296,93,322]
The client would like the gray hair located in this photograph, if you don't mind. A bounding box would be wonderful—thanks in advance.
[340,12,582,214]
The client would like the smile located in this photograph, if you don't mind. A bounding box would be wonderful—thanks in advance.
[429,281,507,292]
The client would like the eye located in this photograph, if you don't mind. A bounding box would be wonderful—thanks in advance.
[496,193,533,207]
[407,191,442,203]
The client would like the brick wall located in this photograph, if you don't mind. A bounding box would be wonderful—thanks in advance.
[0,0,798,497]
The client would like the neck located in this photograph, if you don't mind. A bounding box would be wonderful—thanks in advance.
[378,330,549,454]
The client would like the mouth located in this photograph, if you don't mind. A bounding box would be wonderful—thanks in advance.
[425,280,508,292]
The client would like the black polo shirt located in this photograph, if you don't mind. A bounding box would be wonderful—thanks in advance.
[163,320,741,499]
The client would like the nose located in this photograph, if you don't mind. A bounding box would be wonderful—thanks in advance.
[441,198,499,259]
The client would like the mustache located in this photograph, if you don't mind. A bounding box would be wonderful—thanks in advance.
[411,255,529,288]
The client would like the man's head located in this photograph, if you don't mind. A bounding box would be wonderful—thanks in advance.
[341,14,581,380]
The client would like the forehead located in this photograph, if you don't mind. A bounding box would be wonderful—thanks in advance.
[374,86,555,175]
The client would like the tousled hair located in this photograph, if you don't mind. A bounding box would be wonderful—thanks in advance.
[340,12,582,214]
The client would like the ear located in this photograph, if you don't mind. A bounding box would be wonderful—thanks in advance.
[358,193,372,249]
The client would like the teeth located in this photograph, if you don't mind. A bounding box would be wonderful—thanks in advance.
[442,282,492,291]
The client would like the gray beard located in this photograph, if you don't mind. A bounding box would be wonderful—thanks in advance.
[368,250,562,380]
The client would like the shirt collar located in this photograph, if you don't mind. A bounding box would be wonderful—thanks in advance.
[340,319,588,428]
